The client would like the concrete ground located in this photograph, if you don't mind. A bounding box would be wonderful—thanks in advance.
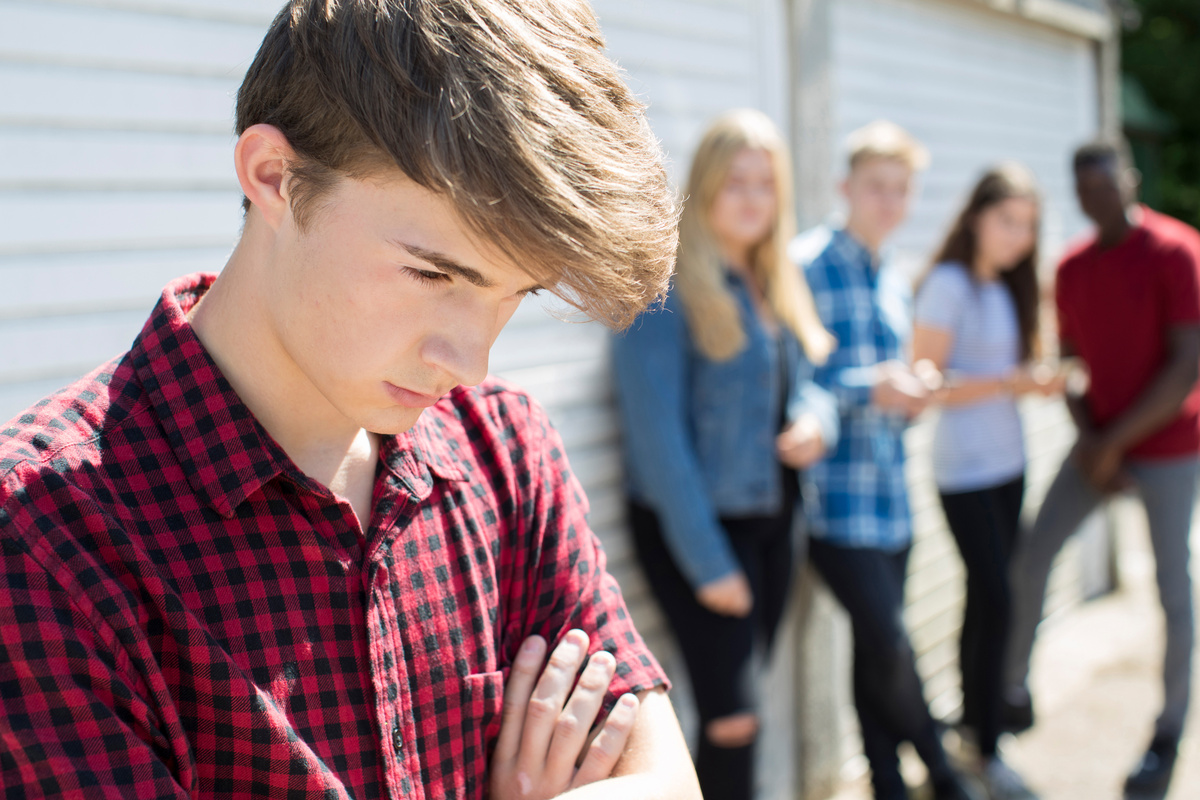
[833,505,1200,800]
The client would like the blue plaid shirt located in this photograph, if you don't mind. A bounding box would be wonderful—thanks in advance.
[791,226,913,550]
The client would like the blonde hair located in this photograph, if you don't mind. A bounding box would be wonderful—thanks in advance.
[238,0,677,330]
[846,120,930,173]
[675,109,834,363]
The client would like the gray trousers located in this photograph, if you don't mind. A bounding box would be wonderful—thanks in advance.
[1005,454,1200,740]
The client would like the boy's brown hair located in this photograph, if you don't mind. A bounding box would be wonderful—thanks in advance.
[845,120,930,173]
[236,0,677,329]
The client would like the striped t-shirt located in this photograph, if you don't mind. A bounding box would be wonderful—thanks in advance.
[914,262,1025,493]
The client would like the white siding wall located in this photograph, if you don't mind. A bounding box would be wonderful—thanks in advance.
[0,0,278,418]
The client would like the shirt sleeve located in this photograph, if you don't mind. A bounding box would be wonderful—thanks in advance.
[508,402,670,714]
[914,264,968,333]
[787,366,840,452]
[804,256,876,410]
[1161,242,1200,327]
[609,298,741,589]
[0,531,190,799]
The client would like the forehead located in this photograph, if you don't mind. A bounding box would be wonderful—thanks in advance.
[1074,161,1120,185]
[331,172,533,283]
[987,195,1038,215]
[848,156,913,183]
[727,147,773,174]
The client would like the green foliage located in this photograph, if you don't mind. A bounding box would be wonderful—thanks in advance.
[1123,0,1200,226]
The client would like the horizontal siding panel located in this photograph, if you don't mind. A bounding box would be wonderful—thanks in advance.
[1,63,239,133]
[0,249,228,318]
[489,324,607,376]
[835,6,1078,79]
[0,310,145,384]
[42,0,280,24]
[0,191,243,256]
[592,0,754,46]
[0,130,235,190]
[495,359,612,415]
[603,28,755,79]
[1,1,264,76]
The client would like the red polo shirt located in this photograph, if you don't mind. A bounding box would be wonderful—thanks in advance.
[0,274,666,799]
[1056,206,1200,459]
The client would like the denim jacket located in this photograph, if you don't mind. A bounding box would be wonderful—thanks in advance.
[611,272,839,589]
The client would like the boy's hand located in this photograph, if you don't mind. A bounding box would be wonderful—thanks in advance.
[490,630,641,800]
[1071,433,1130,494]
[872,361,932,417]
[776,414,826,469]
[695,570,753,617]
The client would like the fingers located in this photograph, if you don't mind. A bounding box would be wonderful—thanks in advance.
[570,693,640,789]
[543,649,616,779]
[493,635,547,767]
[516,629,591,777]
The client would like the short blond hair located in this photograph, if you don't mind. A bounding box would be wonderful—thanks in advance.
[845,120,930,173]
[237,0,677,330]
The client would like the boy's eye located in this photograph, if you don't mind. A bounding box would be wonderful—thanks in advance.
[403,267,451,285]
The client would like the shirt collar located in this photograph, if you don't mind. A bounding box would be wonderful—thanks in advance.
[831,227,881,270]
[131,273,465,518]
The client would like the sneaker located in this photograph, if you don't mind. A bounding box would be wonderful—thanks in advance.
[982,757,1039,800]
[1124,735,1178,798]
[999,687,1034,734]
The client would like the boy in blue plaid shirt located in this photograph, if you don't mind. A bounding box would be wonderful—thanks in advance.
[791,121,978,800]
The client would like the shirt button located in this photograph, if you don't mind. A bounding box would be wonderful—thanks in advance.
[392,722,404,753]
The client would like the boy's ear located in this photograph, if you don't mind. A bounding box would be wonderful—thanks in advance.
[838,176,852,201]
[235,124,294,231]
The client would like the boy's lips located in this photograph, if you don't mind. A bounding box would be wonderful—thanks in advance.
[384,382,444,408]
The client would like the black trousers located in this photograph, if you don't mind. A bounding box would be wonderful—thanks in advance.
[938,474,1025,757]
[628,483,797,800]
[808,539,951,800]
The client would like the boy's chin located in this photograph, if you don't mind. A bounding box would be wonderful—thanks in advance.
[362,408,425,437]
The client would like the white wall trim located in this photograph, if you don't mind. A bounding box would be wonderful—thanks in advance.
[1021,0,1112,40]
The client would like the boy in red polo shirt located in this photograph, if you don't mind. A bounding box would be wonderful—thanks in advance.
[1004,142,1200,798]
[0,2,699,798]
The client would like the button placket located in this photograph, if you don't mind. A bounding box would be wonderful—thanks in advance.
[367,562,419,800]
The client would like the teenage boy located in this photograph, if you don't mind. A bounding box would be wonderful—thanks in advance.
[0,2,700,798]
[1004,142,1200,798]
[792,121,976,800]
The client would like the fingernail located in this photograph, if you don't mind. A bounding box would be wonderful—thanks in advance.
[619,694,638,708]
[591,650,616,672]
[520,636,543,656]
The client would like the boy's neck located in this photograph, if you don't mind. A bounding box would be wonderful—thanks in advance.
[842,218,885,260]
[1096,203,1141,250]
[188,231,375,490]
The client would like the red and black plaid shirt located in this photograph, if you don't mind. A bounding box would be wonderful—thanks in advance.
[0,274,666,799]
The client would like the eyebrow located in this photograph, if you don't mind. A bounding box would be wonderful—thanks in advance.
[392,240,543,295]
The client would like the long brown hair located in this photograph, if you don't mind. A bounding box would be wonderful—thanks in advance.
[675,109,834,363]
[923,163,1042,360]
